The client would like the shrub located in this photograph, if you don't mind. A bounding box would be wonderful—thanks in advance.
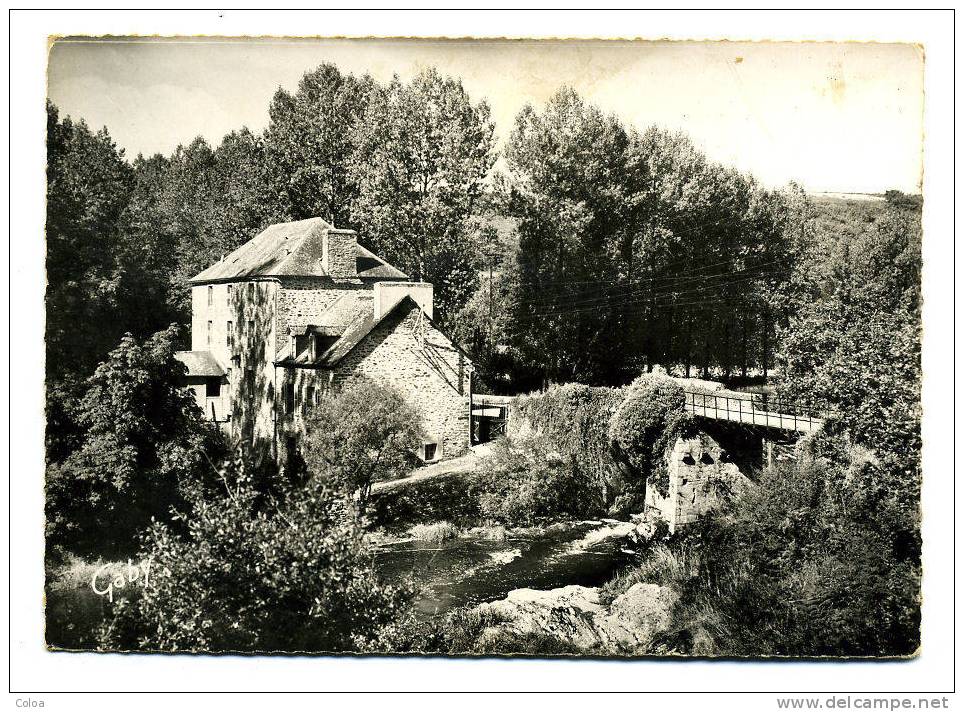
[474,437,603,526]
[608,373,690,496]
[409,521,459,542]
[45,326,225,557]
[512,384,625,503]
[368,471,484,530]
[607,446,921,657]
[303,377,424,515]
[366,605,585,656]
[98,453,412,653]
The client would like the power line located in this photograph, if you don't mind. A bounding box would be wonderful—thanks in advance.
[508,274,785,323]
[513,265,788,315]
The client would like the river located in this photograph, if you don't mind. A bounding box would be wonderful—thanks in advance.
[373,520,639,619]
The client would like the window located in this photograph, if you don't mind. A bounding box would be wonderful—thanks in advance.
[205,377,221,398]
[304,385,315,413]
[283,382,295,414]
[227,284,233,299]
[207,285,213,306]
[226,321,234,348]
[247,320,255,338]
[245,369,254,401]
[421,441,441,462]
[247,282,254,300]
[207,320,213,347]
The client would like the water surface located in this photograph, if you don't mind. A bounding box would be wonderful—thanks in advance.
[374,520,638,618]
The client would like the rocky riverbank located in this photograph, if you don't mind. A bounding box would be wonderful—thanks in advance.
[474,581,678,655]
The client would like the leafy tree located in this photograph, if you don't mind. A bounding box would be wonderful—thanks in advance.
[350,68,497,323]
[264,63,376,225]
[303,378,424,514]
[45,325,224,555]
[136,132,279,316]
[511,383,625,504]
[474,435,602,526]
[501,88,634,384]
[99,454,411,652]
[45,101,134,381]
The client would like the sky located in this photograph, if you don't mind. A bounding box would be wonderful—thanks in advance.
[47,37,924,194]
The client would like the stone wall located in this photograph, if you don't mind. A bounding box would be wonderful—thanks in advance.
[336,302,473,458]
[323,229,359,277]
[275,278,367,357]
[275,304,473,462]
[645,431,753,533]
[190,280,279,462]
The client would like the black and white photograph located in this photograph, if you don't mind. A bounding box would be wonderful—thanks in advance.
[6,7,956,702]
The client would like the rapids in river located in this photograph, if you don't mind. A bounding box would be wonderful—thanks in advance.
[373,520,639,619]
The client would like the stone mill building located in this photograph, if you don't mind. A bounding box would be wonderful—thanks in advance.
[175,217,474,466]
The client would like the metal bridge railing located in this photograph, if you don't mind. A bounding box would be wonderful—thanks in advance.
[683,390,827,433]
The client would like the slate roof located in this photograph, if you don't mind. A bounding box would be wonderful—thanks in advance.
[174,351,225,377]
[189,217,408,284]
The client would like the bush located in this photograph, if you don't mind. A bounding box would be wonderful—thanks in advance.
[366,605,585,656]
[45,326,225,557]
[368,471,484,530]
[303,377,424,515]
[606,445,921,657]
[409,521,459,542]
[98,453,412,653]
[512,384,625,503]
[474,437,603,526]
[608,373,690,496]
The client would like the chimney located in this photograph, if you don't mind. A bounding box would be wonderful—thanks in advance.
[322,228,357,277]
[374,281,434,321]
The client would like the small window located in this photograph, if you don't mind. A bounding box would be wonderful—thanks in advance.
[226,321,234,348]
[283,382,295,415]
[205,377,221,398]
[305,385,315,413]
[207,285,213,306]
[422,442,440,462]
[247,320,255,338]
[247,282,254,299]
[227,284,233,298]
[207,320,213,346]
[245,369,255,400]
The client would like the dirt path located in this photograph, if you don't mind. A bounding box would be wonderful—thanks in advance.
[372,442,497,494]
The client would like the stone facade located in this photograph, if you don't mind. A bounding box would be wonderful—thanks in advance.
[190,279,279,455]
[274,301,472,461]
[336,302,471,457]
[645,432,754,533]
[323,230,359,277]
[275,278,364,358]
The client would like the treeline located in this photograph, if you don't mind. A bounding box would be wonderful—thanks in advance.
[457,89,798,390]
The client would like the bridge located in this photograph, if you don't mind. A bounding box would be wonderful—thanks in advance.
[683,390,826,434]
